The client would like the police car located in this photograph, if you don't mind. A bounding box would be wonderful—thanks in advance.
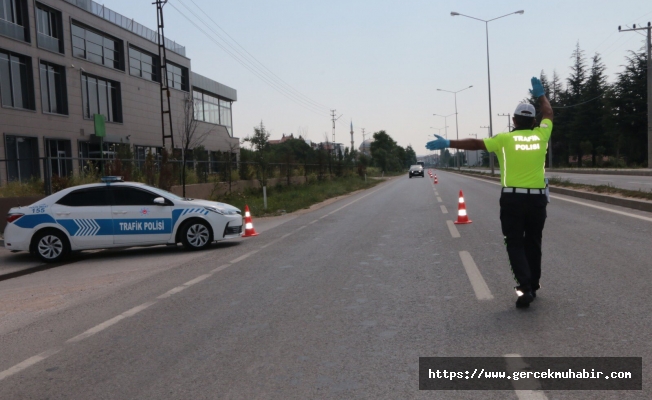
[4,177,244,262]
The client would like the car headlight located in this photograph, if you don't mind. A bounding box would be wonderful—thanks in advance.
[204,206,238,215]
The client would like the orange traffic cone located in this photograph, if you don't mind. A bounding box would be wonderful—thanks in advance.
[434,176,438,184]
[242,205,259,237]
[454,190,472,224]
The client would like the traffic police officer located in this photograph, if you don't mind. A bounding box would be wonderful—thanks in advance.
[426,77,553,308]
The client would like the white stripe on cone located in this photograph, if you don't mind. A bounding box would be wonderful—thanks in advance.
[245,223,253,229]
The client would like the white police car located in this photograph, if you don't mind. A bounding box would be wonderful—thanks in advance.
[4,177,244,262]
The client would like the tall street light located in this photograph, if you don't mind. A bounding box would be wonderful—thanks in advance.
[433,113,455,169]
[437,85,473,170]
[451,10,524,174]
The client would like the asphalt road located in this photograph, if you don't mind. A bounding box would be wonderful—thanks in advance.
[461,168,652,192]
[1,172,651,399]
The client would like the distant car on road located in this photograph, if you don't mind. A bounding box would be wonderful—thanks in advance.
[409,165,424,178]
[4,177,244,263]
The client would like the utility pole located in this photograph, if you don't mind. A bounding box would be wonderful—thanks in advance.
[154,0,174,149]
[497,113,511,131]
[619,22,652,169]
[330,109,343,157]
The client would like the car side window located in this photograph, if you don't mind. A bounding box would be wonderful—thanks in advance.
[56,188,111,207]
[112,187,161,206]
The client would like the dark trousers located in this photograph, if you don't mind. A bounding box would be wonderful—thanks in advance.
[499,193,547,290]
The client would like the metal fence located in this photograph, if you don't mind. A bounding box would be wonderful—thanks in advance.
[0,156,360,197]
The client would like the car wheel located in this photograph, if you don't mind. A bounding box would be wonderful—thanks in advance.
[409,175,412,179]
[181,220,213,250]
[32,229,69,263]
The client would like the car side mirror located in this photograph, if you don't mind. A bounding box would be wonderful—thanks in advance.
[153,197,166,205]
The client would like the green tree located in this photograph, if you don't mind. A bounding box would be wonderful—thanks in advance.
[243,121,272,187]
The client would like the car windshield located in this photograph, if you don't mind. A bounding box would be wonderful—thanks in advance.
[410,165,422,169]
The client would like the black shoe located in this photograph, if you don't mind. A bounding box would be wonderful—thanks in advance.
[531,283,541,300]
[515,286,534,308]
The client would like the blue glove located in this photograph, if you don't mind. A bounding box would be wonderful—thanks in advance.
[425,135,450,150]
[529,76,545,98]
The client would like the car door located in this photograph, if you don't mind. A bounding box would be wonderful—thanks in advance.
[111,186,173,245]
[50,187,114,249]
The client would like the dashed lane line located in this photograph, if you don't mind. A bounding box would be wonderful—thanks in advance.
[446,220,461,238]
[0,177,397,382]
[440,205,448,214]
[437,197,443,203]
[458,251,493,300]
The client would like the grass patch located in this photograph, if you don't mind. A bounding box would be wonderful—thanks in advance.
[213,176,383,217]
[450,169,652,202]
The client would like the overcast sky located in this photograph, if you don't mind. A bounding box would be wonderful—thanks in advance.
[110,0,651,155]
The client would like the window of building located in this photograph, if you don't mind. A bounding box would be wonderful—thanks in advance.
[40,61,67,115]
[0,0,29,42]
[129,46,158,82]
[134,145,161,169]
[45,138,72,178]
[35,3,63,53]
[192,89,232,133]
[0,50,34,110]
[71,22,123,70]
[81,73,122,122]
[57,187,111,207]
[219,99,232,135]
[5,135,39,182]
[166,62,188,91]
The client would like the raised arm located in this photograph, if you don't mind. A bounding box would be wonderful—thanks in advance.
[538,94,553,122]
[530,77,553,122]
[449,138,487,151]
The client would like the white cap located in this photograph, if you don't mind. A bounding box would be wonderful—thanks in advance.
[514,103,536,117]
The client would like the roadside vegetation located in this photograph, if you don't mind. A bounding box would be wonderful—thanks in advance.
[214,175,384,217]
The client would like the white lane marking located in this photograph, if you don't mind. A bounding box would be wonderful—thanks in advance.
[628,181,652,185]
[551,196,652,223]
[437,197,443,203]
[440,205,448,214]
[183,274,212,287]
[0,347,62,382]
[67,301,157,343]
[230,250,258,263]
[504,354,549,400]
[157,286,187,299]
[211,264,232,273]
[459,251,493,300]
[309,220,319,224]
[296,226,306,231]
[446,220,460,238]
[460,174,652,223]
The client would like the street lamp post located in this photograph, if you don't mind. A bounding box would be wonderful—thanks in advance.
[436,85,473,170]
[433,114,455,168]
[451,10,524,175]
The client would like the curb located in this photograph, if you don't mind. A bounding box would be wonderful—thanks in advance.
[442,170,652,213]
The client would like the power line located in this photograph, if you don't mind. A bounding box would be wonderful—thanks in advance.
[178,0,330,111]
[167,2,331,118]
